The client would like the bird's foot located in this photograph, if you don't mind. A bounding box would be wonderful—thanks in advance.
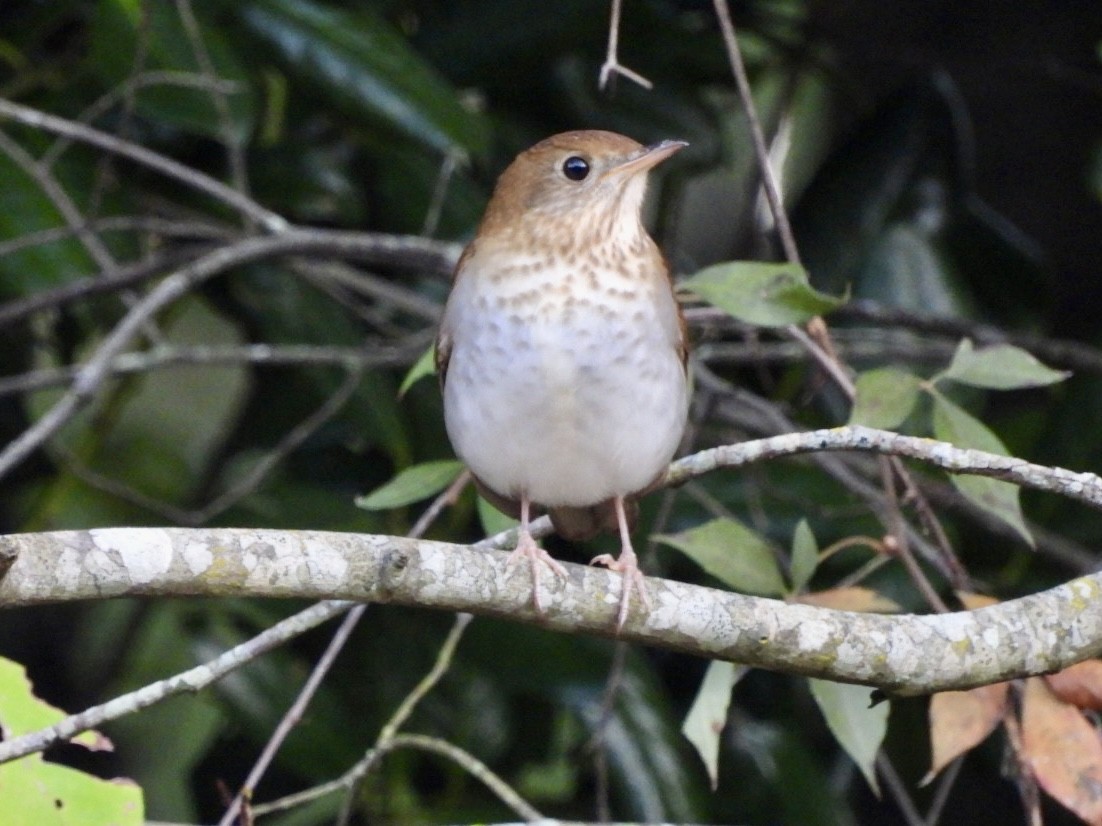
[506,530,567,613]
[590,546,650,631]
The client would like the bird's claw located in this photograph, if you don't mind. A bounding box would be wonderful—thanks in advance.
[507,532,567,613]
[591,550,651,631]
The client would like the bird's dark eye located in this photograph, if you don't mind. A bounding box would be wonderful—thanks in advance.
[562,156,590,181]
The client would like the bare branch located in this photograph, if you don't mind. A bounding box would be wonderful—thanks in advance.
[0,343,421,398]
[839,299,1102,375]
[0,227,458,329]
[0,127,119,275]
[663,426,1102,510]
[0,97,286,231]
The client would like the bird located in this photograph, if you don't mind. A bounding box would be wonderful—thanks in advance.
[436,130,689,629]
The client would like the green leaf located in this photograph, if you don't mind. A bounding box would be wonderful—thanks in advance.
[0,657,144,824]
[931,393,1033,545]
[681,660,746,790]
[808,678,888,796]
[0,153,96,298]
[595,659,708,820]
[91,604,224,817]
[355,459,464,510]
[399,345,436,398]
[656,518,787,596]
[680,261,844,327]
[938,338,1070,390]
[789,519,819,593]
[463,622,709,820]
[234,0,490,157]
[849,367,923,429]
[858,223,974,318]
[26,296,249,520]
[477,494,518,539]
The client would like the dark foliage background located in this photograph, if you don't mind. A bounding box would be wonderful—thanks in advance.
[0,0,1100,823]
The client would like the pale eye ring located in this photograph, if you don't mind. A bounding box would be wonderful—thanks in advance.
[562,156,590,181]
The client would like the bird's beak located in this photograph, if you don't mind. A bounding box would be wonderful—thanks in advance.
[605,139,688,178]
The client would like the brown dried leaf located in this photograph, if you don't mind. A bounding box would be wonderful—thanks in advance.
[923,681,1009,783]
[1021,676,1102,824]
[956,591,1000,610]
[78,729,115,752]
[793,586,901,613]
[1046,660,1102,711]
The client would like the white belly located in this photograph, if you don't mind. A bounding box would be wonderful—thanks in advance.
[441,262,688,507]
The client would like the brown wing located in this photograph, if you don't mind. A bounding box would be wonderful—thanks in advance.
[470,475,523,521]
[669,253,690,373]
[434,325,451,393]
[436,240,481,393]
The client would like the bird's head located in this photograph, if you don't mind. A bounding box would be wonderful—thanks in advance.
[475,130,687,253]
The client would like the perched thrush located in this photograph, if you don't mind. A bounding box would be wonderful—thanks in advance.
[436,130,689,628]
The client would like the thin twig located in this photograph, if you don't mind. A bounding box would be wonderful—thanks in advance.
[841,298,1102,375]
[0,342,421,398]
[923,755,963,825]
[290,257,444,323]
[0,214,230,258]
[253,733,542,822]
[40,71,241,170]
[190,365,365,524]
[420,151,459,237]
[878,457,950,613]
[0,128,118,276]
[0,600,354,762]
[890,457,968,589]
[589,641,629,823]
[598,0,654,91]
[218,471,473,826]
[174,0,253,214]
[82,0,150,221]
[0,228,458,330]
[709,0,964,600]
[335,614,478,826]
[876,752,925,826]
[217,604,367,826]
[409,469,471,540]
[710,0,799,263]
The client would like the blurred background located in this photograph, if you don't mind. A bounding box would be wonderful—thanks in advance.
[0,1,1100,823]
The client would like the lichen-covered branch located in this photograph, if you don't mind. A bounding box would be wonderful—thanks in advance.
[2,526,1099,701]
[666,425,1102,509]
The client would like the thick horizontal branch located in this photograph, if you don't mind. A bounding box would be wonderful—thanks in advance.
[2,527,1100,697]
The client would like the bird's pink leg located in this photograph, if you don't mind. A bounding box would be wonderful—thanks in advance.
[590,497,651,630]
[505,495,567,613]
